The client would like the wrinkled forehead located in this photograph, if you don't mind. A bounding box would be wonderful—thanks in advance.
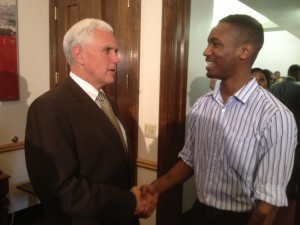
[84,29,118,47]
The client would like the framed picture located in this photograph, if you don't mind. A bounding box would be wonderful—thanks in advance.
[0,0,18,101]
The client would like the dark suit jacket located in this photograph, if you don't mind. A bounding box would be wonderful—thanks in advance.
[25,77,139,225]
[269,76,300,136]
[269,76,300,197]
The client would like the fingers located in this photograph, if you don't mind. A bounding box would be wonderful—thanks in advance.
[140,184,158,198]
[130,186,146,215]
[131,184,159,218]
[143,189,158,218]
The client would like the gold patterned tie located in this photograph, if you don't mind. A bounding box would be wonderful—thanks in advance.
[96,91,127,151]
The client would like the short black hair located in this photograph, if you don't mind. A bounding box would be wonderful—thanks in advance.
[288,64,300,77]
[219,14,264,63]
[251,67,272,88]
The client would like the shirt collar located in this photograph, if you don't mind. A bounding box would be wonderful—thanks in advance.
[212,77,258,104]
[286,76,296,81]
[70,72,99,101]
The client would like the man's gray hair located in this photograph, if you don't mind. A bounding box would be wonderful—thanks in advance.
[63,18,114,65]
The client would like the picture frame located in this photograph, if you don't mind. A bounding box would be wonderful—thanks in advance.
[0,0,18,101]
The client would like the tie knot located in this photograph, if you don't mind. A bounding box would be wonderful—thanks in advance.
[97,91,106,102]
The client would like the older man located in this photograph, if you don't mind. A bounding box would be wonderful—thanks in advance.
[25,19,154,225]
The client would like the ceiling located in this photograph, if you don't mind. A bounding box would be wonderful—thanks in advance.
[239,0,300,39]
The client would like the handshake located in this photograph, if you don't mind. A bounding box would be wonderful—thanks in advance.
[131,184,159,218]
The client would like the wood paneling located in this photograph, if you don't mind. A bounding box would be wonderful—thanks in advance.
[101,0,141,182]
[156,0,191,225]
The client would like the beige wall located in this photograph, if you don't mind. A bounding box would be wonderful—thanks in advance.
[0,0,50,212]
[137,0,162,224]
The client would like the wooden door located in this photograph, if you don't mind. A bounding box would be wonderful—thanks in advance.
[157,0,191,225]
[49,0,140,180]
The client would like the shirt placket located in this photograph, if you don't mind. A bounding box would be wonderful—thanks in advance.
[205,102,227,203]
[206,99,232,202]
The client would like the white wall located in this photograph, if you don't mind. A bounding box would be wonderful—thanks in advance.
[0,0,49,212]
[137,1,162,224]
[254,31,300,75]
[138,0,161,163]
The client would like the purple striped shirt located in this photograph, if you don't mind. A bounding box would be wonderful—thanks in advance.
[179,78,297,212]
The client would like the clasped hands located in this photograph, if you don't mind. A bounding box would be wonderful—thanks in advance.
[130,184,158,218]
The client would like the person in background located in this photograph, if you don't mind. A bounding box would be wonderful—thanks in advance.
[271,70,284,83]
[263,69,273,85]
[25,18,155,225]
[141,14,297,225]
[269,64,300,225]
[251,67,271,89]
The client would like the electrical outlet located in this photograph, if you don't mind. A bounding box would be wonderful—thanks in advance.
[144,124,157,138]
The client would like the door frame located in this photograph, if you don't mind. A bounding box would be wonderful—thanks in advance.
[156,0,191,225]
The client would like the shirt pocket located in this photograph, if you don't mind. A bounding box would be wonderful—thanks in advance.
[223,131,257,180]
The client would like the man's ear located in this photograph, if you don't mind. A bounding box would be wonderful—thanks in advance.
[239,43,253,60]
[72,46,85,65]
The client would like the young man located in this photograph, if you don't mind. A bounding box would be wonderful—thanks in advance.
[142,14,297,225]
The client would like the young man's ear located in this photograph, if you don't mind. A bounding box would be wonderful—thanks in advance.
[239,43,253,60]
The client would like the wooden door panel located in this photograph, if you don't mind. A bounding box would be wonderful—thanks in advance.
[79,0,102,19]
[156,1,191,225]
[52,0,103,87]
[55,0,79,85]
[100,0,118,99]
[113,0,140,157]
[101,0,141,181]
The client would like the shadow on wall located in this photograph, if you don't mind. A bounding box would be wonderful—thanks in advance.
[187,76,211,108]
[0,75,30,145]
[0,75,38,213]
[183,75,211,213]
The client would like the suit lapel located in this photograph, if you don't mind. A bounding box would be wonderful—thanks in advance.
[63,77,131,165]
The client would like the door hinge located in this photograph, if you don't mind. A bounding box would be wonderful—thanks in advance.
[55,72,59,85]
[54,6,57,20]
[127,0,130,8]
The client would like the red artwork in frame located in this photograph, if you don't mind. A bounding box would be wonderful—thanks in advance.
[0,0,18,101]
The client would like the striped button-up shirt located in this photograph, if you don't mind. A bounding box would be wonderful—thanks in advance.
[179,78,297,212]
